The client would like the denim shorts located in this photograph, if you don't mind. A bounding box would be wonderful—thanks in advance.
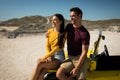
[53,50,65,62]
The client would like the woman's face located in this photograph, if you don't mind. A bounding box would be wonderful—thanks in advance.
[52,16,62,28]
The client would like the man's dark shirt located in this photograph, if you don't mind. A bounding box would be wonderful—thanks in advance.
[65,24,90,56]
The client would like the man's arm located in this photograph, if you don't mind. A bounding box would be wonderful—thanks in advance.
[70,45,89,76]
[76,45,89,69]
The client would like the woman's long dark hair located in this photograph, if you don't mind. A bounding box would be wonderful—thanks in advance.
[53,14,65,48]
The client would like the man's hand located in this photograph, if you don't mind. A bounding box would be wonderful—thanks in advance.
[70,67,79,77]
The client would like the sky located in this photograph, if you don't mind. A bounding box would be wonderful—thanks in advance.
[0,0,120,21]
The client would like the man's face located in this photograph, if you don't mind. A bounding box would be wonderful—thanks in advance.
[70,11,81,24]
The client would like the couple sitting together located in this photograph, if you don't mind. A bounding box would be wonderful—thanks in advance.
[30,7,90,80]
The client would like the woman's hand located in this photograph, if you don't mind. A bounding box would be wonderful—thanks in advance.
[46,57,54,62]
[45,32,49,38]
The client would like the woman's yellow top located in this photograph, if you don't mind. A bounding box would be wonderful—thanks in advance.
[42,28,67,60]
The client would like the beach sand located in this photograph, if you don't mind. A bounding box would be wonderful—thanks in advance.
[0,31,120,80]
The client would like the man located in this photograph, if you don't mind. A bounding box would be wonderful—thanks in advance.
[56,7,90,80]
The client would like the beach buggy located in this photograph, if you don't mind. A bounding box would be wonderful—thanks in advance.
[44,30,120,80]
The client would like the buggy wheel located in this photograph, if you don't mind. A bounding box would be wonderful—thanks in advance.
[44,72,59,80]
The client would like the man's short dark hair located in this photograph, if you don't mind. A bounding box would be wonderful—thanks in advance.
[70,7,83,18]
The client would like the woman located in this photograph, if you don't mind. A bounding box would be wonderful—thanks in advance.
[30,14,67,80]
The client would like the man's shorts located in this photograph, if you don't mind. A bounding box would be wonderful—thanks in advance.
[60,55,88,80]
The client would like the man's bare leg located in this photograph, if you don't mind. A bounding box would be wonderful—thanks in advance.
[56,67,75,80]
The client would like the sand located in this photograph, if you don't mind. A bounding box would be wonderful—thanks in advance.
[0,31,120,80]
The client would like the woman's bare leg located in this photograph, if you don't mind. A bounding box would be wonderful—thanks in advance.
[30,58,46,80]
[37,59,60,80]
[30,58,60,80]
[37,69,47,80]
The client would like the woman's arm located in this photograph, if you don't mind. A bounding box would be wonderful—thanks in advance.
[42,46,60,60]
[46,37,51,53]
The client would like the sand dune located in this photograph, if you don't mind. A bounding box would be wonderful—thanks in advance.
[0,31,120,80]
